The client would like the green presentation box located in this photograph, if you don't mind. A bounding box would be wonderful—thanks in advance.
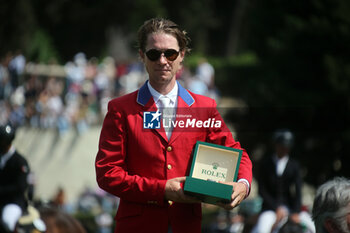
[184,141,242,205]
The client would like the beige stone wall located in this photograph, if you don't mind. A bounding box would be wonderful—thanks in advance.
[14,126,102,204]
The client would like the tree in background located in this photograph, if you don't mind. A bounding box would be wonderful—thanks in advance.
[223,0,350,186]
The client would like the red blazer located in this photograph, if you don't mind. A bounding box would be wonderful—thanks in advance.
[95,81,252,233]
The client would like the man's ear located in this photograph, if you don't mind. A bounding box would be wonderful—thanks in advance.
[324,218,341,233]
[180,50,185,57]
[139,50,145,61]
[178,50,185,63]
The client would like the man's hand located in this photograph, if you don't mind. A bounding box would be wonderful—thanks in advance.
[275,206,288,222]
[164,177,200,203]
[217,182,247,210]
[271,206,289,232]
[289,213,300,224]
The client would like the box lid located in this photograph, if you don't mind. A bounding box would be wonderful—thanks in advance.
[189,141,242,183]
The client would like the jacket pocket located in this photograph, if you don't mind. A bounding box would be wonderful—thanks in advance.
[116,201,144,220]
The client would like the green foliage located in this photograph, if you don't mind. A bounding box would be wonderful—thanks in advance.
[129,0,167,27]
[219,0,350,185]
[185,52,258,70]
[74,212,98,233]
[26,29,60,63]
[0,0,36,56]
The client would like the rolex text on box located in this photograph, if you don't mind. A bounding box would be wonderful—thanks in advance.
[184,141,242,205]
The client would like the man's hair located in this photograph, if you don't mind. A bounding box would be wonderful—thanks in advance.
[312,177,350,233]
[273,129,294,148]
[137,18,191,53]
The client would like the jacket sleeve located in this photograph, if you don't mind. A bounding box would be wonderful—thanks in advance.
[95,101,167,205]
[290,160,302,213]
[0,155,29,197]
[257,160,279,210]
[205,99,253,189]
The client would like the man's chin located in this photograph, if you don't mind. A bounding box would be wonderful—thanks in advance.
[156,75,173,83]
[149,74,175,85]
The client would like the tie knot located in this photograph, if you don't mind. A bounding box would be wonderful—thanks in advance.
[157,96,175,140]
[159,96,171,108]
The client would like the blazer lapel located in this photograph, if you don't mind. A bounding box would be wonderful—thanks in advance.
[168,82,195,143]
[136,80,196,143]
[137,81,168,142]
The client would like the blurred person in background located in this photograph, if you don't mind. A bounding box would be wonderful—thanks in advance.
[195,57,218,100]
[95,18,252,233]
[312,177,350,233]
[0,57,12,101]
[186,74,209,96]
[0,124,30,232]
[251,129,315,233]
[195,57,214,91]
[8,50,26,90]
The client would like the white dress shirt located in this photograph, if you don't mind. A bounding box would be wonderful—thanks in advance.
[147,81,178,109]
[148,81,178,139]
[274,154,289,176]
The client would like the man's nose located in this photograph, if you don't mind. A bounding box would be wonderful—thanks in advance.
[158,54,168,63]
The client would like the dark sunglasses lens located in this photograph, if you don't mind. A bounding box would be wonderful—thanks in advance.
[164,49,179,61]
[146,49,161,61]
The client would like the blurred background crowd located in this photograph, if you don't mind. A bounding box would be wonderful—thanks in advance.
[0,51,219,134]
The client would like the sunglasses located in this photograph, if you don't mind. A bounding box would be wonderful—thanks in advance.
[145,49,179,62]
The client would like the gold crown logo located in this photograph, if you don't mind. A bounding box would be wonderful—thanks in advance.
[212,162,219,170]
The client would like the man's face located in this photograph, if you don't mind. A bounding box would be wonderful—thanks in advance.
[275,144,290,158]
[140,32,184,90]
[328,205,350,233]
[343,205,350,233]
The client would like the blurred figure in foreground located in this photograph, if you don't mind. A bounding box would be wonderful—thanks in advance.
[312,177,350,233]
[39,207,86,233]
[251,129,314,233]
[15,205,46,233]
[0,124,30,232]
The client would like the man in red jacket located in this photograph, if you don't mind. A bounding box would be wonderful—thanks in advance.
[95,18,252,233]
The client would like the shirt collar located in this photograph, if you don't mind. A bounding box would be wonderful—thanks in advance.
[147,81,178,105]
[273,154,289,163]
[137,80,195,106]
